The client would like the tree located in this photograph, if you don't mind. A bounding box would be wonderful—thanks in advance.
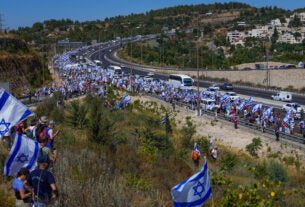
[271,27,279,44]
[180,117,196,148]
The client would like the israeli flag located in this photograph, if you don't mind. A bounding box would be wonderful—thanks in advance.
[4,133,39,177]
[194,143,200,156]
[220,94,229,104]
[252,104,262,113]
[232,97,240,106]
[245,97,253,107]
[171,159,212,207]
[283,110,292,125]
[237,99,245,110]
[0,88,33,138]
[209,136,214,148]
[120,94,132,106]
[262,107,272,120]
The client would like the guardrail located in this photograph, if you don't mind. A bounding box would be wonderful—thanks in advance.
[149,94,305,145]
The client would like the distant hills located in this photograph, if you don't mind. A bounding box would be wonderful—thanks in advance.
[10,2,302,46]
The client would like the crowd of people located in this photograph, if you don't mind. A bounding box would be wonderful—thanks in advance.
[51,49,305,139]
[4,43,305,206]
[7,116,59,207]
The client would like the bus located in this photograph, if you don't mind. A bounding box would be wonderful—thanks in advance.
[168,74,193,88]
[108,65,122,77]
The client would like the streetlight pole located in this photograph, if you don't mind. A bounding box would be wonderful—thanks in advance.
[197,44,200,116]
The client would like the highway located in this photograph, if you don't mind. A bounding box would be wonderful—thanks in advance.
[89,43,305,105]
[56,41,304,144]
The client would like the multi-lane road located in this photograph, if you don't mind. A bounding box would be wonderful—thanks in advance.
[88,42,305,105]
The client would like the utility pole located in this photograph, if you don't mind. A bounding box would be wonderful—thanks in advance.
[196,16,200,116]
[140,41,143,65]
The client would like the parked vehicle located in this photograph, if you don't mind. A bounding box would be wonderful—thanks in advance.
[200,98,219,111]
[209,84,220,91]
[225,92,239,101]
[220,83,233,90]
[271,91,292,102]
[283,103,303,113]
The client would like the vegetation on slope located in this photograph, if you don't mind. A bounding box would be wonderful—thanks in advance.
[2,91,305,206]
[0,36,51,95]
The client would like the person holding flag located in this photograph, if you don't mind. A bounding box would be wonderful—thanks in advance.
[0,88,33,139]
[171,158,212,207]
[192,143,201,167]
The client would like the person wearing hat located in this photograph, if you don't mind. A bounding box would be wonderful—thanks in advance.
[25,154,58,206]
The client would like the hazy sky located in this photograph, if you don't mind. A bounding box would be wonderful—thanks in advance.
[1,0,304,29]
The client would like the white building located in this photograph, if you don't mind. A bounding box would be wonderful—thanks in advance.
[291,12,305,22]
[278,32,298,44]
[270,19,281,27]
[227,30,245,43]
[248,27,269,39]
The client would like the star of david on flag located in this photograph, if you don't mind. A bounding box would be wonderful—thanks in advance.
[4,133,39,177]
[0,88,33,138]
[171,158,212,207]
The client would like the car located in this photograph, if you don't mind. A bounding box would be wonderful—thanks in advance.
[144,76,153,82]
[209,84,220,91]
[205,87,221,96]
[220,83,233,90]
[282,103,303,113]
[200,98,219,111]
[272,91,292,102]
[147,72,155,77]
[225,92,240,101]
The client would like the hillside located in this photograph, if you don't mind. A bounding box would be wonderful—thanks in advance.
[1,92,305,206]
[11,2,293,46]
[0,36,50,95]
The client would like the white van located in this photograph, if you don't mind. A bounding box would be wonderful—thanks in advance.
[168,74,193,88]
[271,91,292,102]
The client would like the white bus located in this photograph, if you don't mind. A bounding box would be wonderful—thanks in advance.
[108,65,122,77]
[168,74,193,88]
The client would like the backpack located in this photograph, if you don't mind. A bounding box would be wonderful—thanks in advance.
[192,150,199,161]
[35,124,47,141]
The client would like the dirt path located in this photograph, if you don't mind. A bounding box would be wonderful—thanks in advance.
[135,95,305,164]
[48,64,62,87]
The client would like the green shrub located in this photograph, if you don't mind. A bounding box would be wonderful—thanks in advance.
[246,137,262,157]
[180,117,196,149]
[266,160,288,183]
[66,100,88,129]
[220,152,238,171]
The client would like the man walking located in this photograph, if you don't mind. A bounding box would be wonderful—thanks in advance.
[25,154,58,207]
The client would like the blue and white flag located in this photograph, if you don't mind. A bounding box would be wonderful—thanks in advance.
[220,94,229,104]
[194,143,200,157]
[171,159,212,207]
[237,99,245,110]
[209,136,215,148]
[120,94,132,107]
[262,107,272,120]
[4,133,39,177]
[252,104,262,113]
[283,110,292,125]
[232,97,240,106]
[245,97,253,107]
[0,88,33,138]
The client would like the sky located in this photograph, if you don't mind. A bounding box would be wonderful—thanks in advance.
[1,0,304,29]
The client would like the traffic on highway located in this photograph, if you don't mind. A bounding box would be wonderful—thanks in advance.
[51,39,305,144]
